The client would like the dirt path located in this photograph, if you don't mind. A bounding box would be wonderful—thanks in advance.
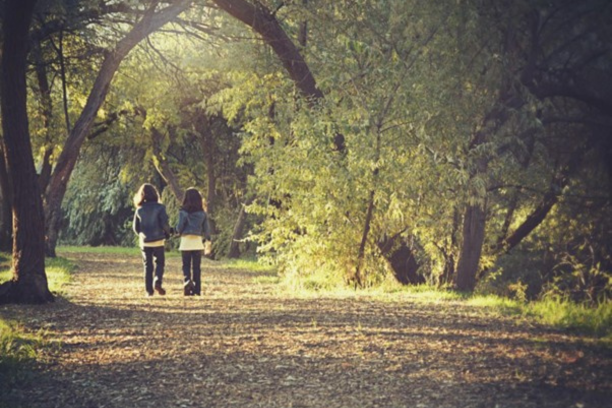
[2,251,611,408]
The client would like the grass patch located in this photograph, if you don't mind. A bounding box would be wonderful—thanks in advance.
[58,245,182,258]
[252,275,281,285]
[526,297,612,339]
[375,282,611,339]
[58,245,142,256]
[45,257,74,295]
[0,253,74,294]
[465,295,524,315]
[0,320,46,388]
[459,293,611,339]
[377,282,465,302]
[222,258,276,274]
[1,252,73,393]
[290,274,612,340]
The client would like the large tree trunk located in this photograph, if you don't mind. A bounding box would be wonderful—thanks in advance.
[0,0,53,304]
[452,82,517,291]
[43,0,192,257]
[455,202,487,292]
[376,230,424,285]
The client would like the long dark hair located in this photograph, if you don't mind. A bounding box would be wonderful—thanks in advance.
[181,187,204,213]
[134,183,160,207]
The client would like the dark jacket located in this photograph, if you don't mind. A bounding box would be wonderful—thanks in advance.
[133,202,171,243]
[176,209,211,241]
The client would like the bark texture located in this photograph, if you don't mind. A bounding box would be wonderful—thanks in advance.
[455,203,487,292]
[0,0,53,304]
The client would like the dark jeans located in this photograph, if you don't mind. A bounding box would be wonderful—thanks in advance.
[141,246,165,294]
[182,250,202,295]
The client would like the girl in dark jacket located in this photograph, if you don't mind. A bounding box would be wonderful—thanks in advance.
[133,183,171,296]
[176,187,211,296]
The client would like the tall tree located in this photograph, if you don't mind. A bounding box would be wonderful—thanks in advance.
[0,0,53,303]
[44,0,192,256]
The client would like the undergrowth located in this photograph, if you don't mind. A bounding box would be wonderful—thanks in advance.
[279,268,612,341]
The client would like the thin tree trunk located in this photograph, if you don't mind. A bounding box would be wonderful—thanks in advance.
[455,201,487,292]
[227,204,247,258]
[494,145,587,255]
[354,190,375,288]
[58,29,71,133]
[33,41,54,192]
[298,0,308,48]
[0,145,12,252]
[44,0,192,257]
[497,189,520,247]
[151,127,185,201]
[439,208,460,286]
[212,0,322,99]
[0,0,53,304]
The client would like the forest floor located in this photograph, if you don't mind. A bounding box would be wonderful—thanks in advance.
[1,250,611,408]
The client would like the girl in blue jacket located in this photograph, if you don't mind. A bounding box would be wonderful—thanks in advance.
[133,183,171,296]
[176,187,211,296]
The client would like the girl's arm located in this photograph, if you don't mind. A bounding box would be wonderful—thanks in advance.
[133,212,140,234]
[176,210,186,234]
[202,212,212,241]
[160,206,171,237]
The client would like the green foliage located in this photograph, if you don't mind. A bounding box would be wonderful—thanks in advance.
[45,257,74,295]
[527,296,612,339]
[235,0,509,286]
[60,146,135,247]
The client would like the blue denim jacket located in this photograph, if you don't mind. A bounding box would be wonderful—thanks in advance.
[176,210,211,241]
[133,202,171,242]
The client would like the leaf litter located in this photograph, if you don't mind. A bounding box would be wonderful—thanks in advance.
[1,251,610,408]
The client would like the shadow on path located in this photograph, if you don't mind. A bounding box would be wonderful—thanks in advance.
[1,251,610,408]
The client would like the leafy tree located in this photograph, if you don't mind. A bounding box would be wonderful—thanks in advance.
[42,0,193,257]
